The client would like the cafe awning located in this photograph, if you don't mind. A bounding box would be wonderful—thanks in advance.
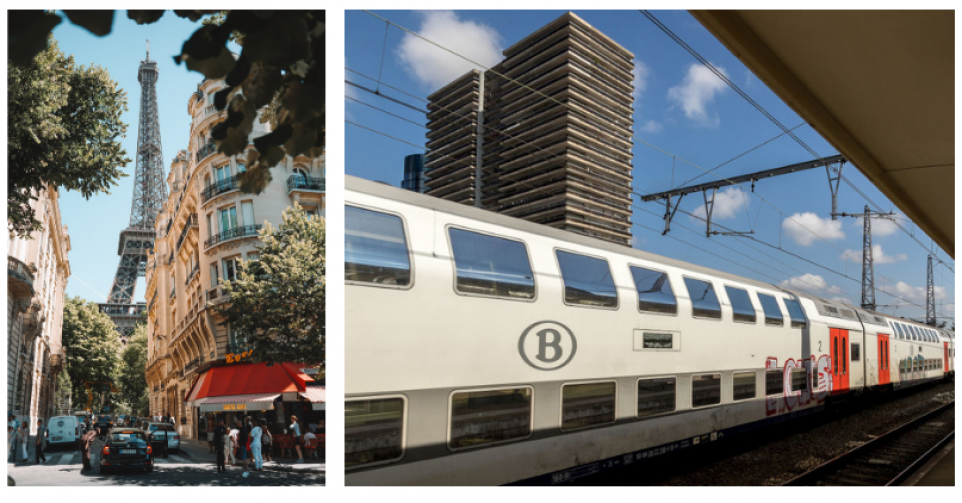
[299,386,326,411]
[185,361,315,409]
[194,393,281,413]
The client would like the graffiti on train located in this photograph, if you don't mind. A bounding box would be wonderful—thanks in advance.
[765,355,832,417]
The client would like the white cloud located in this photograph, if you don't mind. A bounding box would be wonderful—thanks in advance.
[782,212,845,246]
[691,187,749,221]
[851,212,905,237]
[839,244,907,264]
[632,59,650,100]
[396,11,503,90]
[780,273,850,301]
[667,63,728,127]
[891,281,946,305]
[631,236,647,248]
[639,120,663,133]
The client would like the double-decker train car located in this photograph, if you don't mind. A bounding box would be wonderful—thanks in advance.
[345,175,954,485]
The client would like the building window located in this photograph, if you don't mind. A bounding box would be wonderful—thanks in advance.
[222,257,239,282]
[449,387,532,450]
[210,264,218,289]
[556,250,617,308]
[241,201,254,227]
[692,374,721,408]
[449,228,534,299]
[637,377,676,417]
[733,372,756,401]
[757,294,784,326]
[345,397,405,468]
[345,206,411,287]
[561,382,616,431]
[765,369,784,396]
[725,286,757,323]
[214,164,229,182]
[237,162,246,173]
[219,206,237,233]
[294,167,308,183]
[683,278,721,319]
[629,266,676,314]
[206,214,213,238]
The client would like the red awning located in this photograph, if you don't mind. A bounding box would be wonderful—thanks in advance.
[184,362,314,404]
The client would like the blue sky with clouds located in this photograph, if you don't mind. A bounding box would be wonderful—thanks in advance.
[345,9,954,324]
[48,12,239,304]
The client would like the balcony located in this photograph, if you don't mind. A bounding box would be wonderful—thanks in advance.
[175,214,199,251]
[195,142,217,163]
[206,288,219,301]
[8,256,35,299]
[201,174,239,203]
[186,264,200,286]
[287,175,326,193]
[204,224,262,249]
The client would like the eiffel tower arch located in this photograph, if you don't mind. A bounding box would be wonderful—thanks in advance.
[99,45,168,343]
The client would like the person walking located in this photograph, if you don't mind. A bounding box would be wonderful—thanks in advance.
[227,421,238,466]
[261,422,273,463]
[8,413,19,462]
[213,419,227,473]
[35,419,47,464]
[250,418,264,471]
[80,429,98,470]
[290,415,304,463]
[169,414,176,426]
[18,422,29,463]
[236,418,250,478]
[206,415,216,453]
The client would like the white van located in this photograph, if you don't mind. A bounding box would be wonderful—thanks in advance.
[47,415,81,447]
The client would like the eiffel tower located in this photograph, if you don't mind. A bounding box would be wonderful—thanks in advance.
[98,43,167,343]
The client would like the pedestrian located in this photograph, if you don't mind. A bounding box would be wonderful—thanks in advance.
[307,420,317,434]
[169,414,176,425]
[35,419,47,464]
[206,415,216,453]
[261,421,273,463]
[214,419,227,473]
[18,422,29,463]
[290,415,304,463]
[236,418,250,478]
[8,413,18,462]
[226,421,237,466]
[250,418,264,471]
[80,429,98,470]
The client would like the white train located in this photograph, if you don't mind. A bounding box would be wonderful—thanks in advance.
[344,175,955,485]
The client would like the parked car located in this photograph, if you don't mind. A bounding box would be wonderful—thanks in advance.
[144,423,180,453]
[100,428,153,474]
[46,416,82,448]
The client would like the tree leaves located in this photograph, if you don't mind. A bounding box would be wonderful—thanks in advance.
[127,10,165,25]
[216,207,325,367]
[173,24,236,79]
[63,10,114,36]
[7,11,62,67]
[62,297,124,411]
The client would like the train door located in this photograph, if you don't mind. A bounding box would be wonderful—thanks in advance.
[878,333,891,385]
[944,341,950,375]
[830,328,850,393]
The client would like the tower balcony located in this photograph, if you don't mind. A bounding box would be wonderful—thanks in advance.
[7,256,35,299]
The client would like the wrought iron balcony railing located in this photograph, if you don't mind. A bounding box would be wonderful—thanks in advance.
[186,264,200,286]
[287,175,326,193]
[201,174,239,202]
[195,142,217,163]
[204,224,262,249]
[175,214,198,251]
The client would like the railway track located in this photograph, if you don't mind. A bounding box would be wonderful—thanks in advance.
[784,400,954,486]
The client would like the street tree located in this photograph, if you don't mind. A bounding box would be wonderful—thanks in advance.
[118,323,149,416]
[7,32,130,237]
[62,296,123,412]
[217,206,324,367]
[9,9,324,196]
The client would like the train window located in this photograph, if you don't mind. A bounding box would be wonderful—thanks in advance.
[345,397,405,468]
[765,370,783,396]
[561,382,617,431]
[791,368,808,392]
[449,228,535,300]
[556,250,618,308]
[894,323,904,339]
[724,287,756,323]
[637,377,676,417]
[757,294,784,326]
[642,333,673,349]
[732,372,756,401]
[629,266,677,314]
[691,374,721,408]
[449,387,532,450]
[683,278,721,319]
[784,299,808,329]
[345,206,411,287]
[851,342,861,362]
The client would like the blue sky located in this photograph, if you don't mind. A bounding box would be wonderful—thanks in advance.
[51,11,239,303]
[345,10,954,325]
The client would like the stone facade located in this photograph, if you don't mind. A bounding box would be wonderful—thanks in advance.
[145,77,324,439]
[7,186,71,434]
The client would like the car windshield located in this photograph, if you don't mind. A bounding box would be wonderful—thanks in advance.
[110,432,147,446]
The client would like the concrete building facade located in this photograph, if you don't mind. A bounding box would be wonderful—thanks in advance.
[7,187,71,433]
[425,12,635,246]
[144,77,324,439]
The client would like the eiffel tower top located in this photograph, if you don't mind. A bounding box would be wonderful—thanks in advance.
[139,41,158,83]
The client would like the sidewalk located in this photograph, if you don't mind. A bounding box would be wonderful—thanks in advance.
[179,436,325,474]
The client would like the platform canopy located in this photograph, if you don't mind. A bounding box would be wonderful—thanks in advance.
[691,10,954,257]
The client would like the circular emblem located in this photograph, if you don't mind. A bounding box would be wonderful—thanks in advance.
[518,321,577,371]
[56,420,64,427]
